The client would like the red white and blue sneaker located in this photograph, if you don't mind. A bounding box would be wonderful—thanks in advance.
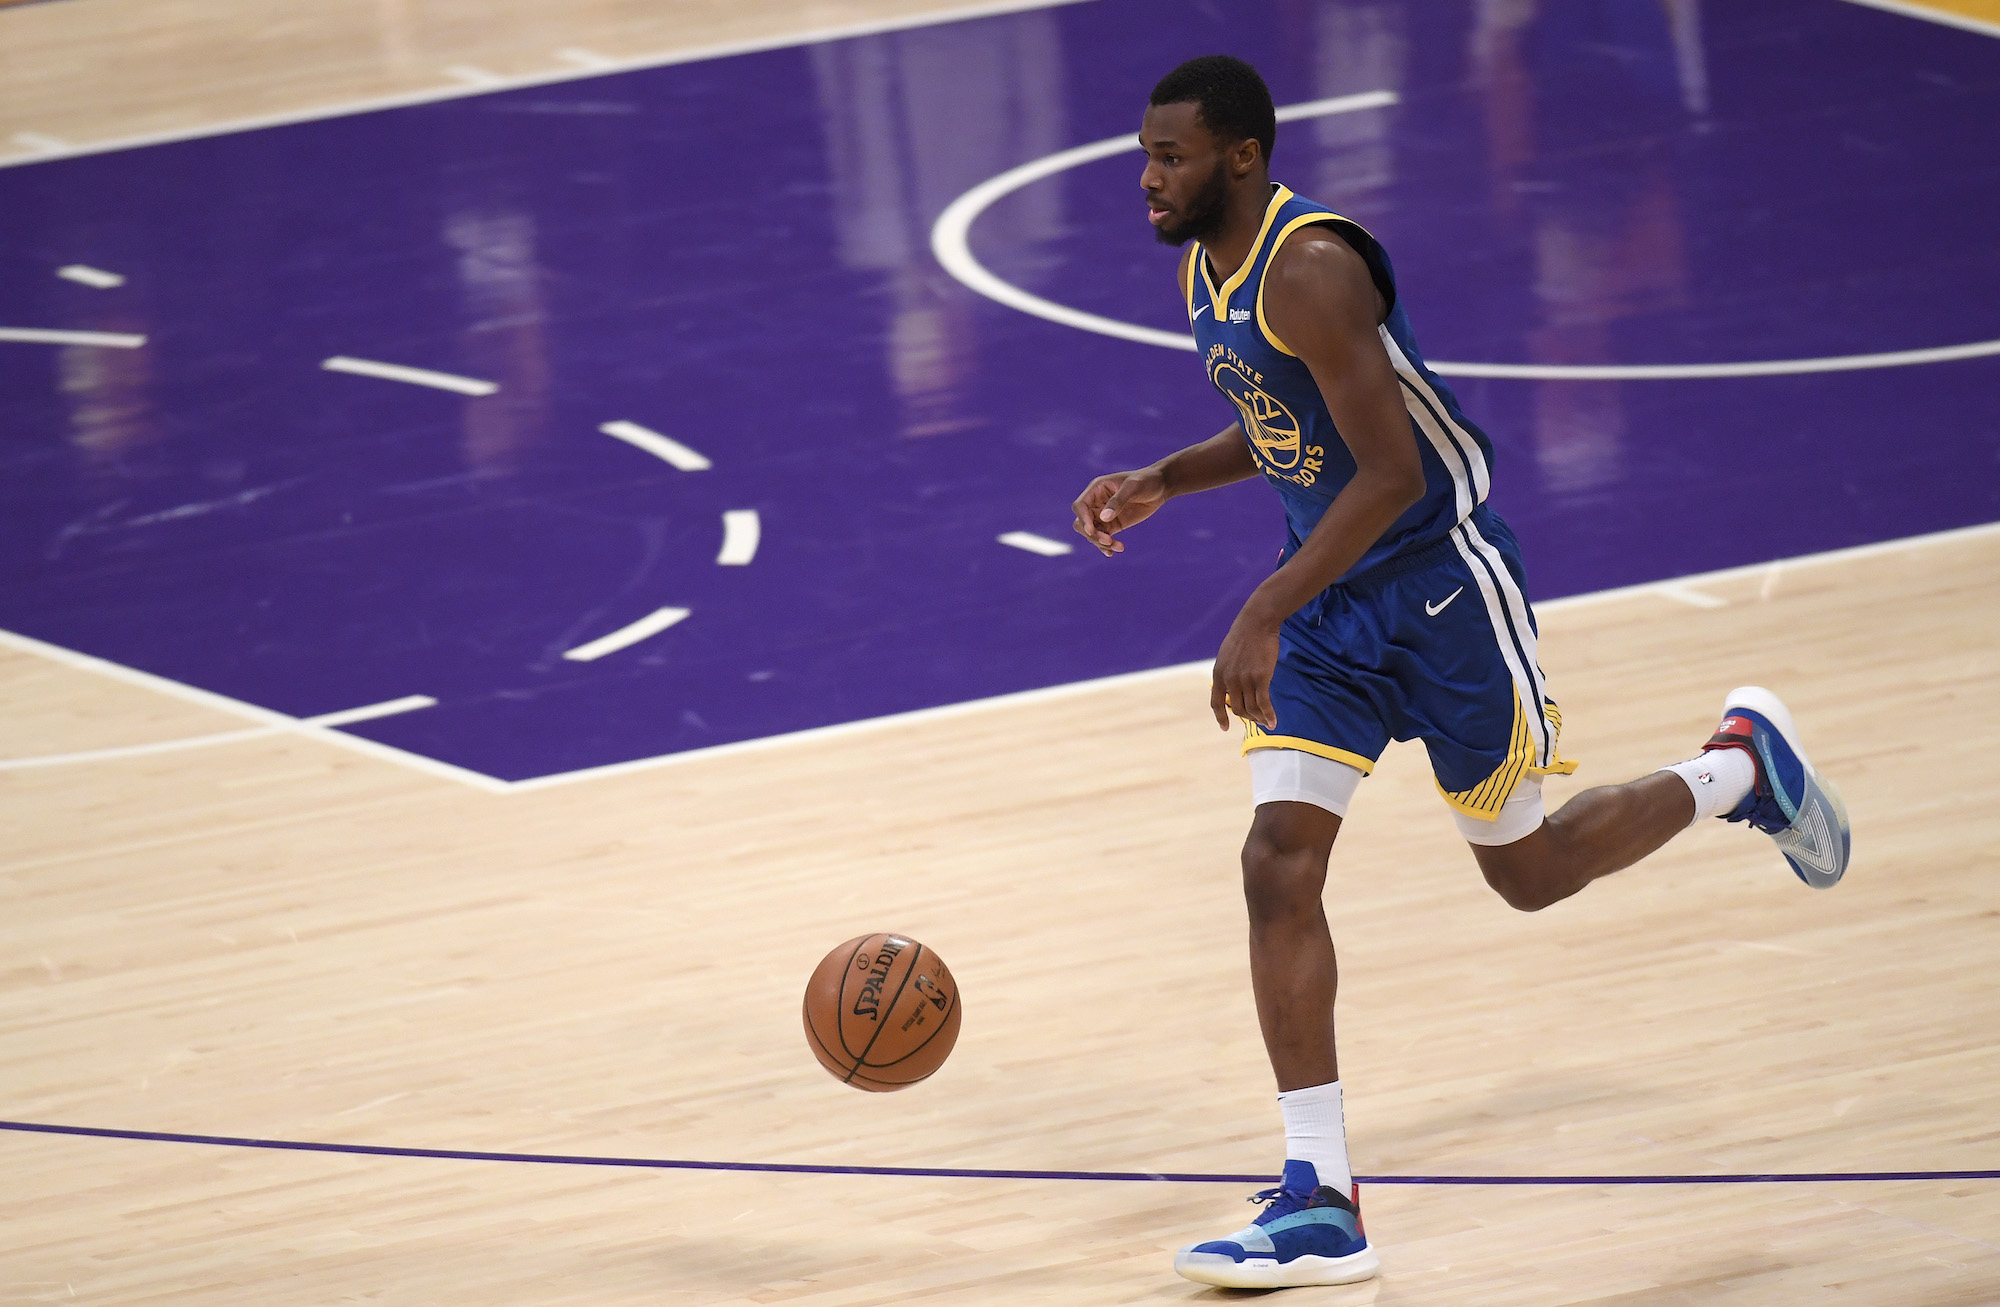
[1173,1160,1379,1288]
[1703,686,1851,889]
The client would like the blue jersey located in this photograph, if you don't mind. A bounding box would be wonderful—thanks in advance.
[1187,184,1496,582]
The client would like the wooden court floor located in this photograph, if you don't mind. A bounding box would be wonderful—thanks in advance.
[4,2,2000,1303]
[6,526,1999,1303]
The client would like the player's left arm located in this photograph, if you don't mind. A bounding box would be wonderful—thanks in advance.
[1209,231,1426,730]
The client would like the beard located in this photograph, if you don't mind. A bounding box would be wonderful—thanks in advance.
[1153,158,1232,247]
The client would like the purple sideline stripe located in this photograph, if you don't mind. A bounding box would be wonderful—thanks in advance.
[2,1120,1994,1185]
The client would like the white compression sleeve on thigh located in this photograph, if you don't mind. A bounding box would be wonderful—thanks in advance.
[1250,749,1365,817]
[1454,773,1546,846]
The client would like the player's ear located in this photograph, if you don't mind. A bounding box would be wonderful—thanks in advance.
[1231,136,1263,179]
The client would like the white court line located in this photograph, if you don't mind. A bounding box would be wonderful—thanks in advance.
[444,64,504,87]
[998,530,1074,556]
[0,327,146,348]
[1658,584,1729,610]
[322,356,498,396]
[0,626,499,789]
[1837,0,2000,38]
[508,518,2000,792]
[11,132,67,154]
[930,91,1398,353]
[600,420,711,471]
[562,607,691,662]
[556,47,615,69]
[6,521,1992,793]
[717,511,760,566]
[0,695,436,771]
[0,0,1095,172]
[56,265,126,289]
[929,91,2000,380]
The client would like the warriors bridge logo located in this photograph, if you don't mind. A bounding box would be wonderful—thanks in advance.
[1208,351,1301,472]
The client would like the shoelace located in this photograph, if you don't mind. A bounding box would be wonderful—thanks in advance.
[1247,1185,1313,1210]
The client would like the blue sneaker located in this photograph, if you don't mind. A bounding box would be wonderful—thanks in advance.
[1703,686,1851,889]
[1173,1160,1379,1288]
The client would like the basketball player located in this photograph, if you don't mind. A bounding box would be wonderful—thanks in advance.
[1070,56,1852,1290]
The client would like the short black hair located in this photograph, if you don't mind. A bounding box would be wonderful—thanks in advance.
[1149,56,1277,165]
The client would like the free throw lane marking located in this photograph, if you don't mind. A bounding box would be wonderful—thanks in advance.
[305,694,440,727]
[998,531,1074,557]
[56,265,126,289]
[931,93,2000,380]
[600,420,711,471]
[322,356,498,396]
[563,607,691,662]
[0,695,437,771]
[717,511,760,566]
[0,327,145,347]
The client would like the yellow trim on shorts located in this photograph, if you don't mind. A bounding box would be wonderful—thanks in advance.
[1528,698,1579,777]
[1241,720,1377,775]
[1437,695,1578,819]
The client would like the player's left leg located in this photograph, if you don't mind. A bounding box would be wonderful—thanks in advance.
[1468,686,1853,910]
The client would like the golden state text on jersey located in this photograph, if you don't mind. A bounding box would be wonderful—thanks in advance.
[1186,184,1499,583]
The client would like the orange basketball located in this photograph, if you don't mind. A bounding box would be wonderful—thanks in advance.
[802,933,962,1092]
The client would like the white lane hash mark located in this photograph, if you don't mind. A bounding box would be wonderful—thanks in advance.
[600,420,711,471]
[57,265,126,289]
[444,64,504,86]
[11,132,68,153]
[998,531,1074,557]
[718,510,760,566]
[0,695,437,771]
[322,356,498,396]
[563,607,691,662]
[0,327,145,347]
[556,47,614,68]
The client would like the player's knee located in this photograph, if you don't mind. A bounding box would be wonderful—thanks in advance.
[1240,829,1329,922]
[1481,861,1557,912]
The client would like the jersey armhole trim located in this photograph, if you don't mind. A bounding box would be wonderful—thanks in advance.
[1255,214,1396,357]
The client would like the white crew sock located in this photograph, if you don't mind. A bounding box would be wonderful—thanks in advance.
[1278,1080,1352,1194]
[1659,746,1756,824]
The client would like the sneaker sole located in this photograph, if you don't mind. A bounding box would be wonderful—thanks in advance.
[1722,686,1851,889]
[1173,1245,1381,1288]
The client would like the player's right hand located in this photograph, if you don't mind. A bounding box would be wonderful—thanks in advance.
[1071,468,1168,556]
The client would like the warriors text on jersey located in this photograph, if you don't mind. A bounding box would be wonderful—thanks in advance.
[1185,184,1495,582]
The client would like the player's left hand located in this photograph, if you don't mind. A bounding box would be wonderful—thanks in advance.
[1211,610,1281,730]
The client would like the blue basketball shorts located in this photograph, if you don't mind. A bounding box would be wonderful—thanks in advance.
[1241,506,1577,822]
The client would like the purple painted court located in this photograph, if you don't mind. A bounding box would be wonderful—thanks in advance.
[1,0,1996,784]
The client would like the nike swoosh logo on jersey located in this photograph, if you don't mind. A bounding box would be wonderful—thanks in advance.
[1425,586,1464,617]
[1192,304,1212,321]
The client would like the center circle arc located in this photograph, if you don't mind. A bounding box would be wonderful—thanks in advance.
[928,92,2000,382]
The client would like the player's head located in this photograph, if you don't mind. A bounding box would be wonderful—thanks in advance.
[1140,56,1277,246]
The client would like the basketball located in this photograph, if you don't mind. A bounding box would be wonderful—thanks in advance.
[803,933,962,1091]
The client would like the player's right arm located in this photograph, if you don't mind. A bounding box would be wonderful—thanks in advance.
[1071,424,1258,556]
[1071,248,1261,557]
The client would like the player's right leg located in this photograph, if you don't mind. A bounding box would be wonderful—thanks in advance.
[1174,752,1380,1288]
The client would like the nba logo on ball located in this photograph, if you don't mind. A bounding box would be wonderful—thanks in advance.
[803,933,962,1091]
